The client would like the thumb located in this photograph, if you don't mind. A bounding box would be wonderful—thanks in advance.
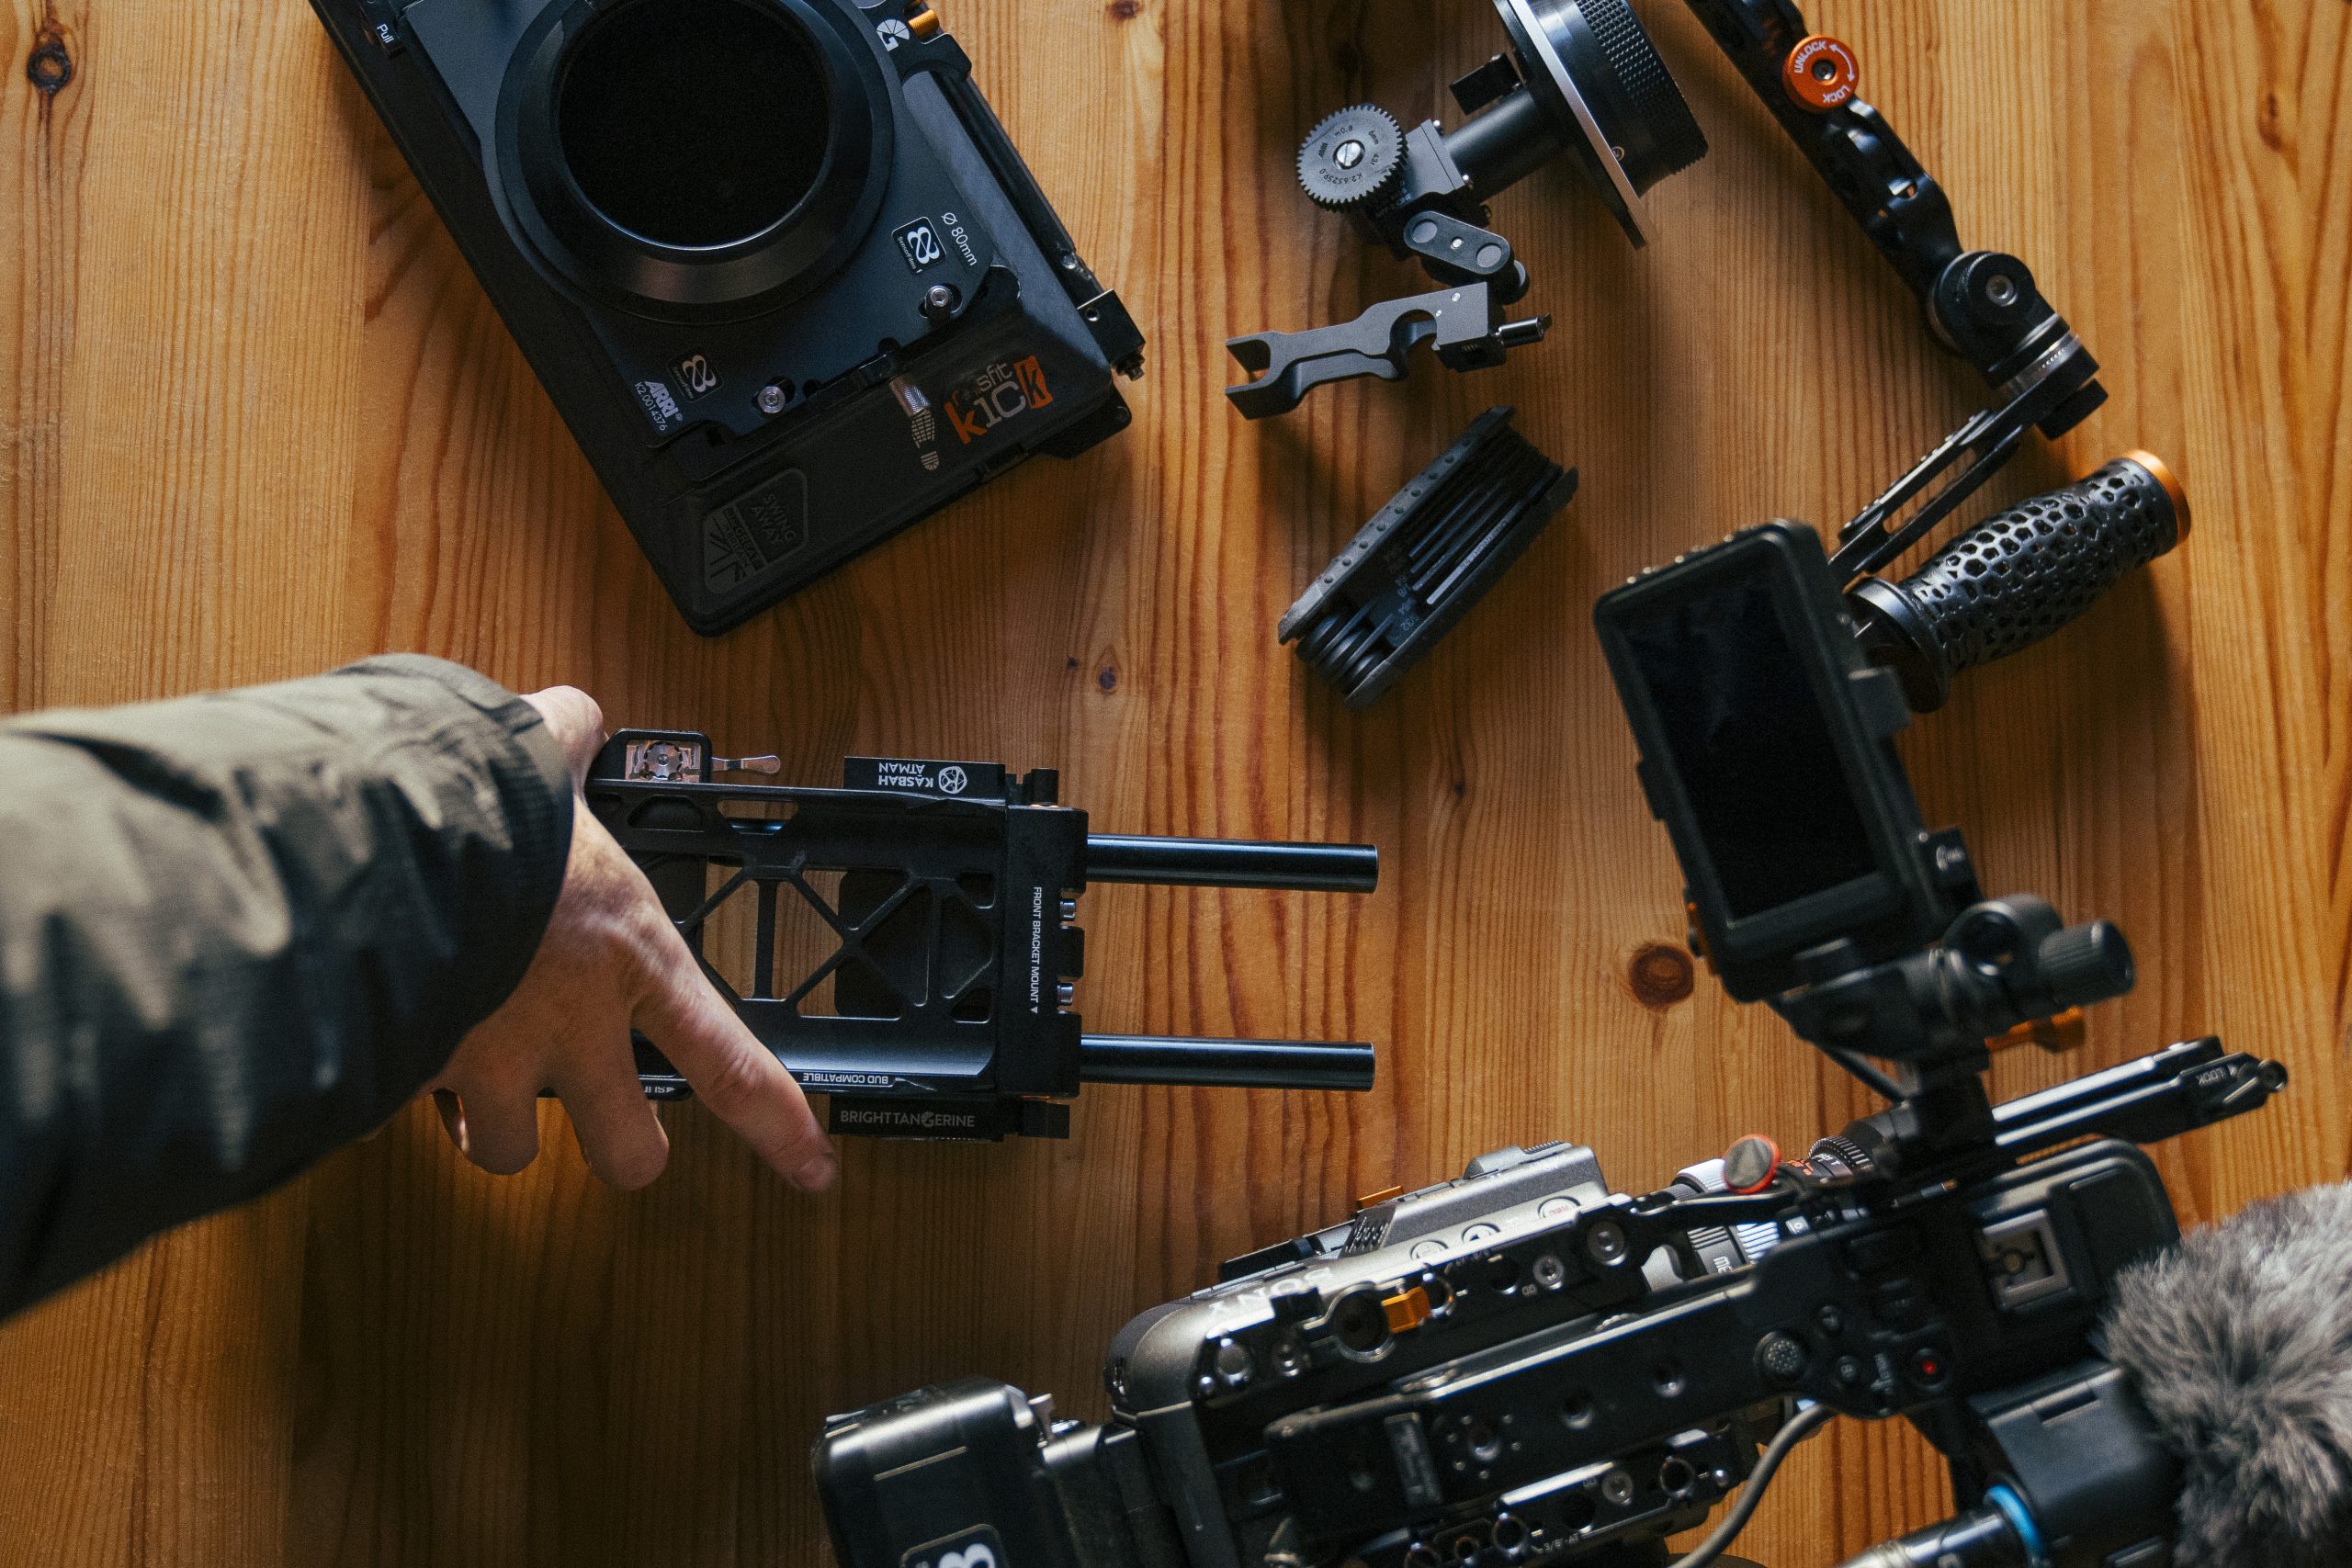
[521,685,605,790]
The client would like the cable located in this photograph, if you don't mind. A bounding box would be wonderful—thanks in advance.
[1664,1400,1837,1568]
[1825,1046,1904,1102]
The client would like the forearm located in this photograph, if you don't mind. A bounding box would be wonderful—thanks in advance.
[0,656,573,1316]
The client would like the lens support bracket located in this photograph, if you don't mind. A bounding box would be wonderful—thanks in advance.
[1226,284,1550,421]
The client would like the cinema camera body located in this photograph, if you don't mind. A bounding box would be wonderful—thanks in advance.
[314,0,1144,633]
[813,525,2283,1568]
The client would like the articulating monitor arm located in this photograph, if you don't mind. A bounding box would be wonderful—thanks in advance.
[1680,0,2106,437]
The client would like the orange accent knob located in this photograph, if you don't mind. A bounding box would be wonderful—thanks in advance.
[2122,450,2192,544]
[1724,1135,1781,1194]
[1381,1285,1432,1335]
[1990,1009,2087,1055]
[1684,902,1713,969]
[1784,35,1859,112]
[907,3,943,39]
[1356,1184,1405,1212]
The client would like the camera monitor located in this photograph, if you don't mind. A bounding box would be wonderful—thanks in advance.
[316,0,1146,633]
[1594,524,1957,1001]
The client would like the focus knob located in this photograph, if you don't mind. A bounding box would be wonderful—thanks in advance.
[1299,105,1406,213]
[2034,920,2135,1010]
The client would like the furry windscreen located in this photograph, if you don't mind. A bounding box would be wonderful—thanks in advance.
[2099,1181,2352,1568]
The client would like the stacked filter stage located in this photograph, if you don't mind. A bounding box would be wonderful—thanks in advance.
[1280,407,1578,707]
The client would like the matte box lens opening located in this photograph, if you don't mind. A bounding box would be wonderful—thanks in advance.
[557,0,833,250]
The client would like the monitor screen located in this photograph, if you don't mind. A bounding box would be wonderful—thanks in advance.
[1620,570,1877,919]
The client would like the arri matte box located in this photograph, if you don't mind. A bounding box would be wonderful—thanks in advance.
[315,0,1145,632]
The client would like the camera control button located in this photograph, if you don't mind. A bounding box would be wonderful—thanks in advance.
[1871,1283,1926,1328]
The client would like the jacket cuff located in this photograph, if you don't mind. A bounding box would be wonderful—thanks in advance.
[336,655,577,1032]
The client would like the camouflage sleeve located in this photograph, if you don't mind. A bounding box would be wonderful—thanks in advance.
[0,655,573,1318]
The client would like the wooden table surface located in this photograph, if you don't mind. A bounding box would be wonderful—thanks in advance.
[1,0,2345,1562]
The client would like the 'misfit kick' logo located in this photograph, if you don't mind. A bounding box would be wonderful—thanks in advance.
[944,356,1054,446]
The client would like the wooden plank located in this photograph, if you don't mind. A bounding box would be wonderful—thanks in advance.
[0,3,370,1563]
[0,1,2344,1563]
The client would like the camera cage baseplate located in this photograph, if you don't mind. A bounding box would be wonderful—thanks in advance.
[589,730,1380,1140]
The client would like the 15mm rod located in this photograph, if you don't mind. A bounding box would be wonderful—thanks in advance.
[1078,1034,1376,1092]
[1084,835,1379,893]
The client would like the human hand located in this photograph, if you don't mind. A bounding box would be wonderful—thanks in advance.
[424,686,838,1193]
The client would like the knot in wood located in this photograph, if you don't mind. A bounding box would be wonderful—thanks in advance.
[1629,942,1694,1009]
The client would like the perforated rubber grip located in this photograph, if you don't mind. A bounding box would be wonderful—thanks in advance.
[1848,453,2187,711]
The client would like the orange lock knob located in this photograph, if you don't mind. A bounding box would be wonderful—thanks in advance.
[1785,35,1859,112]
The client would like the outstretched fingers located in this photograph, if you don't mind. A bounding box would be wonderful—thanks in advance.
[632,928,836,1192]
[549,1019,672,1190]
[430,1083,541,1175]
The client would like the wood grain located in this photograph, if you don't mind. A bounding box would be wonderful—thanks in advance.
[1,1,2345,1563]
